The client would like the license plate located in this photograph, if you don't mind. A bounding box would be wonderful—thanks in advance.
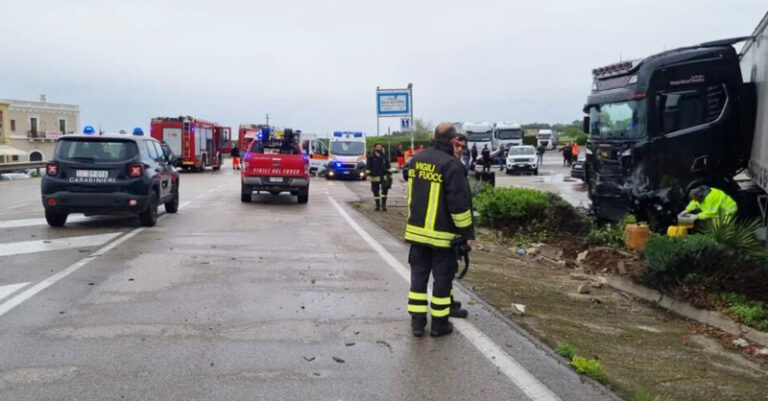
[343,171,350,175]
[269,177,283,183]
[76,170,108,178]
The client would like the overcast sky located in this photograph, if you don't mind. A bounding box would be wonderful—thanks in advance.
[1,0,765,137]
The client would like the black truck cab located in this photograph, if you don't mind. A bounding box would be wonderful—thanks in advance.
[582,38,754,225]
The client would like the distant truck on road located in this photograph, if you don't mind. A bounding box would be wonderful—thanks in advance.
[460,122,495,151]
[537,129,557,149]
[493,121,524,149]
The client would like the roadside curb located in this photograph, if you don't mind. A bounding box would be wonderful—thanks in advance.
[604,276,768,347]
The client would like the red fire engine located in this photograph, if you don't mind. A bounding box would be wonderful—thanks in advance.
[151,116,222,172]
[216,125,232,154]
[238,124,269,152]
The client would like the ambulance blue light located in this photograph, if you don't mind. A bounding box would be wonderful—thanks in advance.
[333,131,343,137]
[83,125,95,135]
[132,127,144,136]
[353,132,363,138]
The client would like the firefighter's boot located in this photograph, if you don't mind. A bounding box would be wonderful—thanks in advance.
[411,315,427,337]
[430,318,453,337]
[374,198,381,211]
[381,197,388,212]
[450,301,468,319]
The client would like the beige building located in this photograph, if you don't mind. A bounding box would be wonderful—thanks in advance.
[0,95,79,164]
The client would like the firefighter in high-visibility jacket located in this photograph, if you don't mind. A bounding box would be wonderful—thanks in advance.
[405,123,475,338]
[366,143,393,211]
[684,185,738,222]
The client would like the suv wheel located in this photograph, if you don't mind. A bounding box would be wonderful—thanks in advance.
[241,184,251,203]
[139,191,159,226]
[297,187,309,204]
[45,211,68,227]
[165,184,179,213]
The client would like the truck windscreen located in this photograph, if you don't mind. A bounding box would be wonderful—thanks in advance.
[330,141,364,156]
[588,100,647,140]
[497,129,523,140]
[467,131,492,141]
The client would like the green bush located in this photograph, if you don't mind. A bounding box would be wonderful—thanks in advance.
[702,218,768,262]
[644,234,768,301]
[555,344,577,360]
[730,303,767,325]
[473,187,549,231]
[584,215,636,248]
[571,356,607,383]
[575,133,588,146]
[523,136,538,146]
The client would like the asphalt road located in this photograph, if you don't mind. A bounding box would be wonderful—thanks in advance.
[0,165,615,401]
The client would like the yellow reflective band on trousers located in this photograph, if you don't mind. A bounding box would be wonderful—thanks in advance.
[425,181,441,231]
[451,210,472,228]
[431,296,451,306]
[408,304,428,313]
[370,176,381,182]
[409,292,428,301]
[431,308,450,317]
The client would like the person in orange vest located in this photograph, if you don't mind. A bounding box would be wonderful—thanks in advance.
[571,142,580,163]
[230,146,241,170]
[405,146,415,161]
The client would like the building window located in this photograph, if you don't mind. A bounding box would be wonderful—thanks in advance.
[11,155,19,162]
[29,151,43,162]
[30,117,38,134]
[10,120,15,132]
[59,119,66,134]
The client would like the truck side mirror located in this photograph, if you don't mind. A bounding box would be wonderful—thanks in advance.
[582,116,590,134]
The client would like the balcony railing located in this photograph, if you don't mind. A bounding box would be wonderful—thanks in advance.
[26,130,75,140]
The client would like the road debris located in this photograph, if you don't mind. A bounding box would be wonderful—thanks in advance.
[303,356,315,362]
[578,283,591,294]
[332,356,345,363]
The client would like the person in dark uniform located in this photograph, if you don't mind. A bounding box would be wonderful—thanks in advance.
[481,144,491,173]
[405,123,475,337]
[366,143,392,211]
[470,143,478,169]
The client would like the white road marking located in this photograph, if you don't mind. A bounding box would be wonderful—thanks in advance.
[0,283,29,302]
[328,196,561,401]
[0,201,191,319]
[0,233,122,257]
[0,216,89,229]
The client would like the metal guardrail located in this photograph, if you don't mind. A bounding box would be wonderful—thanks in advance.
[0,161,46,173]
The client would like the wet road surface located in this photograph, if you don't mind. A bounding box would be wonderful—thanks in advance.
[0,166,615,401]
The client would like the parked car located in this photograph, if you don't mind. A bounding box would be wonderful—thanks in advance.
[571,160,586,182]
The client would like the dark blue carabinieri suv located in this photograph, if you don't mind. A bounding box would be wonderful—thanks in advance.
[41,131,180,227]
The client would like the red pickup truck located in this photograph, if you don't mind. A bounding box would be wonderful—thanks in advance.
[241,129,310,204]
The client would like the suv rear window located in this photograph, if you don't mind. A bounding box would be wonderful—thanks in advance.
[56,139,139,162]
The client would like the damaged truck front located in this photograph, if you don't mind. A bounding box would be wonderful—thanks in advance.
[582,38,755,226]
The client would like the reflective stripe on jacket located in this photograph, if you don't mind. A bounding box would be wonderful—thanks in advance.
[685,187,738,220]
[404,141,475,248]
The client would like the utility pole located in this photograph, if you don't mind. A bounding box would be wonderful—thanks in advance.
[265,113,270,126]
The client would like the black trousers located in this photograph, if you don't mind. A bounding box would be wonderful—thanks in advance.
[371,180,388,201]
[407,245,457,320]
